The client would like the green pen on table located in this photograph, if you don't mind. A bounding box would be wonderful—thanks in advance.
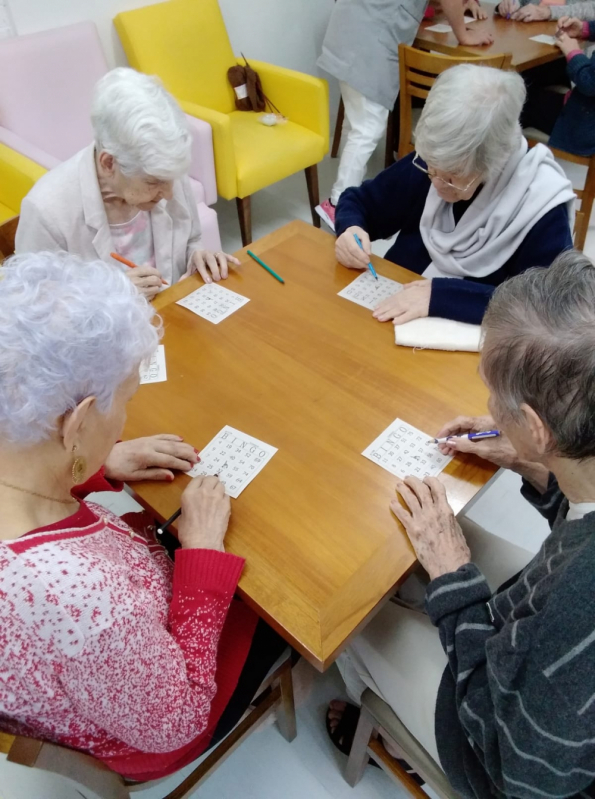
[247,249,285,284]
[353,233,378,281]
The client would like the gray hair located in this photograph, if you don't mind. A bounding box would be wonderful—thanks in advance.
[91,67,191,180]
[414,64,526,181]
[0,252,160,445]
[482,250,595,460]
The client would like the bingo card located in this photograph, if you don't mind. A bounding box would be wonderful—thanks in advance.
[362,418,452,479]
[338,272,403,310]
[188,425,278,498]
[139,345,167,384]
[176,283,250,324]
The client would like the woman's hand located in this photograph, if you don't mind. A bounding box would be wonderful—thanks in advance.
[457,27,495,45]
[497,0,520,17]
[555,30,581,54]
[177,475,231,552]
[186,250,241,284]
[557,16,584,37]
[335,226,371,270]
[372,280,431,324]
[511,4,551,21]
[127,265,165,301]
[390,477,471,581]
[463,0,488,20]
[105,435,200,482]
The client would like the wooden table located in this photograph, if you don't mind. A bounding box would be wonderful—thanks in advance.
[415,9,561,71]
[124,221,495,671]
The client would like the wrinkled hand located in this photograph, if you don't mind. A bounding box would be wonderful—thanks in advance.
[434,415,519,468]
[555,30,580,53]
[372,280,431,325]
[511,4,550,21]
[105,435,200,482]
[497,0,520,17]
[390,477,471,580]
[185,250,241,284]
[127,265,165,301]
[177,475,231,552]
[457,27,495,45]
[335,226,371,270]
[557,16,583,37]
[463,0,488,20]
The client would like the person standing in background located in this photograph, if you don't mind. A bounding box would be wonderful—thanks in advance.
[316,0,493,230]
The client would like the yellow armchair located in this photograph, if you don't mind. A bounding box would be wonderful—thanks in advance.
[114,0,329,245]
[0,142,46,223]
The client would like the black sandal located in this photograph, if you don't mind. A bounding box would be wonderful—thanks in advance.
[325,701,425,784]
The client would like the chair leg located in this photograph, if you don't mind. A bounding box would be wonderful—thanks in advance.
[385,110,395,169]
[305,165,321,228]
[276,660,297,742]
[345,705,376,787]
[575,161,595,251]
[236,196,252,247]
[331,97,345,158]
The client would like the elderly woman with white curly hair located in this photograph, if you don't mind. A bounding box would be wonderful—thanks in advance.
[15,68,238,299]
[335,64,575,326]
[0,252,287,781]
[328,251,595,797]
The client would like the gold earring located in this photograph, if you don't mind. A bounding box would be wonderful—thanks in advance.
[71,445,87,485]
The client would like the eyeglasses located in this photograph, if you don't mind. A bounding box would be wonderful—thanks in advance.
[412,153,477,193]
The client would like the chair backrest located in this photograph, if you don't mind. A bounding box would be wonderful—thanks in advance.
[0,22,106,163]
[0,215,18,263]
[115,0,237,115]
[397,45,513,160]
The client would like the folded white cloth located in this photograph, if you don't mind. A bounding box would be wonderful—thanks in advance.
[394,317,481,352]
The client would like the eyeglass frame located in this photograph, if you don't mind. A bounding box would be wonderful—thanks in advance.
[412,153,478,193]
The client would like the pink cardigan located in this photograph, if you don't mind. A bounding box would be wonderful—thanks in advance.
[15,143,204,285]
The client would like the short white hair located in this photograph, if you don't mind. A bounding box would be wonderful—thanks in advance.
[414,64,526,181]
[91,67,191,180]
[0,252,160,445]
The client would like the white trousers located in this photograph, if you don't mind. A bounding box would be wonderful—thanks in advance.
[331,82,390,205]
[336,517,535,766]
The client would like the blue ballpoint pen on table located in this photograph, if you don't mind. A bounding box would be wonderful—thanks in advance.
[353,233,378,281]
[428,430,501,444]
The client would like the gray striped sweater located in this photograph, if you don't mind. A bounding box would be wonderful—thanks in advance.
[427,477,595,798]
[504,0,595,19]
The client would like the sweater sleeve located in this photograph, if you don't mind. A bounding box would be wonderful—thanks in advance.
[566,51,595,96]
[427,562,595,798]
[550,0,595,19]
[71,467,124,499]
[59,548,245,752]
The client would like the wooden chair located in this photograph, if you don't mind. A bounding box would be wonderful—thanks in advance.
[397,45,512,161]
[0,215,17,263]
[331,97,396,170]
[345,688,461,799]
[0,650,296,799]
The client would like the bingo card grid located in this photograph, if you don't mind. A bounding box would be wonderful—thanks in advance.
[176,283,250,324]
[139,345,167,385]
[188,426,278,499]
[338,272,403,310]
[362,419,453,480]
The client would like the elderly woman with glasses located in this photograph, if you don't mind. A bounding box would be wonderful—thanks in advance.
[334,64,575,326]
[0,252,286,781]
[328,251,595,797]
[16,68,238,300]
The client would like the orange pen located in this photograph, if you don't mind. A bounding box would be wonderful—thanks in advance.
[110,252,168,286]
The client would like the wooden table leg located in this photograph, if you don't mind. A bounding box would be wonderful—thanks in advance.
[305,165,321,228]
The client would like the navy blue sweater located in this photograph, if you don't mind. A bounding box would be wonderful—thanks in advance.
[550,22,595,157]
[335,154,572,325]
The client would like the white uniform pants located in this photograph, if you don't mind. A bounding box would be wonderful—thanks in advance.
[331,82,390,206]
[336,517,535,766]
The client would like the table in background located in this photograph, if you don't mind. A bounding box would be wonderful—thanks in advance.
[415,10,561,71]
[125,221,495,671]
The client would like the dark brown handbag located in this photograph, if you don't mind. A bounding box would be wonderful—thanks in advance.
[227,54,282,115]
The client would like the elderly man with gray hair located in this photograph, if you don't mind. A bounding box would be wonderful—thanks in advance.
[328,250,595,797]
[335,64,575,327]
[16,68,239,300]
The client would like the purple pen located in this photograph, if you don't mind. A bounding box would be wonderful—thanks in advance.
[428,430,501,445]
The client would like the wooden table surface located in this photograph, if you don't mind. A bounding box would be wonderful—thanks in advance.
[124,221,495,671]
[415,9,561,71]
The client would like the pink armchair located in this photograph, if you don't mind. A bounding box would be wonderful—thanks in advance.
[0,21,221,250]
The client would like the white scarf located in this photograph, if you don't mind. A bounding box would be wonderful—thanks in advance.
[419,139,576,280]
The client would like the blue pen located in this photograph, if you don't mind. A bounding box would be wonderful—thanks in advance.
[429,430,501,444]
[353,233,378,281]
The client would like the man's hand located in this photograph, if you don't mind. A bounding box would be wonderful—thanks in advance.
[463,0,488,20]
[372,280,431,325]
[390,477,471,581]
[511,4,551,21]
[185,250,241,284]
[127,265,165,301]
[335,226,371,270]
[105,435,200,482]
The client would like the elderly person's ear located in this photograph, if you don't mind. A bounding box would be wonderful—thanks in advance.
[61,397,97,452]
[520,403,552,456]
[97,151,117,177]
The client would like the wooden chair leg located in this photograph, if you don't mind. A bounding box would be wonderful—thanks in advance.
[331,97,345,158]
[385,110,395,168]
[276,660,297,742]
[575,162,595,251]
[345,705,376,787]
[305,165,321,228]
[236,196,252,247]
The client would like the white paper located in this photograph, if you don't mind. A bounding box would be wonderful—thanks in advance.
[338,271,403,311]
[362,418,453,480]
[188,425,278,499]
[425,16,476,32]
[176,283,250,324]
[530,34,557,45]
[139,345,167,384]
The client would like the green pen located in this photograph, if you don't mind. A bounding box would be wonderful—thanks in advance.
[247,250,285,284]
